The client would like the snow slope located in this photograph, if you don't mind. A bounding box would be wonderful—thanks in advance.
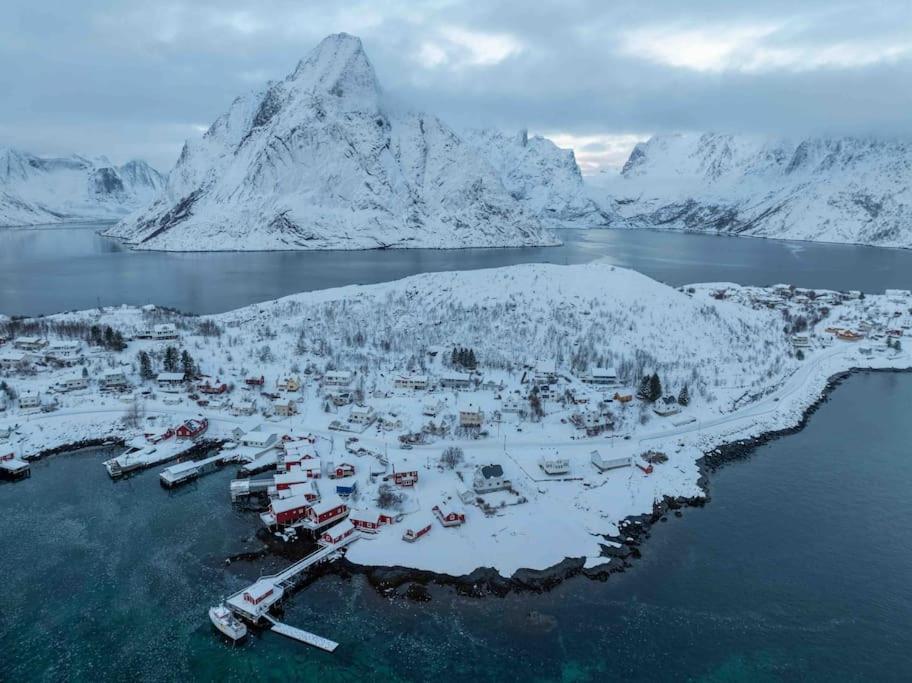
[0,148,164,226]
[462,129,616,228]
[105,34,555,252]
[600,133,912,248]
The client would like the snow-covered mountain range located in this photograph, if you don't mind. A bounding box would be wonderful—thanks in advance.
[105,33,556,251]
[462,129,615,228]
[0,148,164,227]
[600,133,912,248]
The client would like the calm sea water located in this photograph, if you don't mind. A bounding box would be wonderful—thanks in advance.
[1,371,911,681]
[1,223,912,316]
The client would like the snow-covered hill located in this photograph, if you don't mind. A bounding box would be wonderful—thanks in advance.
[0,148,164,226]
[105,34,555,252]
[601,133,912,248]
[462,129,616,228]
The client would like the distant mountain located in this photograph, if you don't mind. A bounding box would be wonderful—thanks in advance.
[462,129,615,228]
[0,148,164,227]
[105,33,555,251]
[601,133,912,248]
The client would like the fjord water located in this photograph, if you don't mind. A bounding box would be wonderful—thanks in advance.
[1,371,911,681]
[3,223,912,315]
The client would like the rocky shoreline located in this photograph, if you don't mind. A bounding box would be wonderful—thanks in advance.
[288,367,908,601]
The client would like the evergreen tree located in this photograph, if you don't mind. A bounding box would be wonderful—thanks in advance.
[678,384,690,407]
[648,373,662,402]
[163,346,179,373]
[111,330,126,352]
[180,350,195,378]
[103,326,115,348]
[90,325,103,347]
[138,350,154,380]
[636,375,651,400]
[467,348,477,369]
[451,347,458,366]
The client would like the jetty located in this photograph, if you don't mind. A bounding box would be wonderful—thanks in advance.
[0,453,30,480]
[217,532,358,651]
[159,452,238,488]
[229,477,272,502]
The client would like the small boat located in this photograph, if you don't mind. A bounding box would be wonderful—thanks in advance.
[209,604,248,642]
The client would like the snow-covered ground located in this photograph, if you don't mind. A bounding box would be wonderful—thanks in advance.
[2,263,909,577]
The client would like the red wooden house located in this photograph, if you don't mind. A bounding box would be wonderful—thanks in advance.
[329,462,355,479]
[391,470,418,487]
[199,380,228,395]
[402,517,432,542]
[320,520,357,546]
[307,495,349,528]
[176,418,208,439]
[245,376,265,386]
[267,493,312,526]
[433,501,466,527]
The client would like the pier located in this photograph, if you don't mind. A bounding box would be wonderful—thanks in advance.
[159,452,238,488]
[217,532,359,651]
[0,453,30,480]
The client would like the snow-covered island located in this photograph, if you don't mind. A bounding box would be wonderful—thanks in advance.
[2,263,910,580]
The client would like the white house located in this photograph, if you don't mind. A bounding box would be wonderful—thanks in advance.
[19,391,41,409]
[323,370,353,387]
[539,454,570,475]
[157,372,185,392]
[230,399,257,417]
[502,395,527,413]
[273,398,297,417]
[55,374,89,393]
[459,404,484,428]
[583,367,619,386]
[153,323,179,340]
[99,370,129,391]
[394,374,429,391]
[13,337,47,352]
[240,426,281,449]
[439,372,473,389]
[591,450,633,472]
[791,334,810,348]
[45,341,83,365]
[0,351,30,370]
[473,463,510,493]
[349,404,376,426]
[581,410,614,433]
[533,360,558,384]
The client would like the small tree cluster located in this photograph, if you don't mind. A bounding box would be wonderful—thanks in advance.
[440,446,464,469]
[90,325,126,352]
[376,483,404,510]
[450,346,477,370]
[637,373,663,403]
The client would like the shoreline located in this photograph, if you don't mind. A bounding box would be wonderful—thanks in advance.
[284,366,908,599]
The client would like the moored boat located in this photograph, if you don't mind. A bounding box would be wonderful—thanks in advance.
[209,604,248,642]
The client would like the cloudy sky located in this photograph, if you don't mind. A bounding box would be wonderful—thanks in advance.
[2,0,910,174]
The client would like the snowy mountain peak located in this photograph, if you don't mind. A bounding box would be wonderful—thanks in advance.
[103,34,555,251]
[288,33,379,108]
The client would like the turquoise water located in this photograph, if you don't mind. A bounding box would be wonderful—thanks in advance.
[2,371,911,681]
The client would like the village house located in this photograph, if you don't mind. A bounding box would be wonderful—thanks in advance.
[532,360,558,385]
[176,418,207,439]
[274,467,319,491]
[305,494,349,529]
[501,394,527,413]
[320,520,358,546]
[0,351,30,370]
[19,391,41,410]
[13,337,47,352]
[402,516,433,542]
[439,372,473,389]
[459,404,484,428]
[261,493,312,528]
[329,462,356,479]
[791,334,811,348]
[156,372,185,392]
[153,323,179,340]
[391,470,419,487]
[653,396,682,417]
[579,409,614,435]
[473,464,510,493]
[350,508,384,533]
[394,373,429,391]
[230,399,257,417]
[433,500,466,527]
[323,370,353,387]
[277,376,301,392]
[273,398,297,417]
[333,476,358,497]
[539,453,570,475]
[45,341,83,365]
[583,367,619,386]
[239,426,281,450]
[280,480,319,503]
[422,400,443,417]
[55,374,89,393]
[99,370,129,391]
[591,450,634,472]
[349,404,376,426]
[327,390,353,407]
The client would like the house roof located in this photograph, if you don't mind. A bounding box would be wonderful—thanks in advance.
[479,464,504,479]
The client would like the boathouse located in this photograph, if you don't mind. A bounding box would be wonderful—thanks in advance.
[402,517,433,542]
[433,501,466,527]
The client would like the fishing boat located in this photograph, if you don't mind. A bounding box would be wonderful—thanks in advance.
[209,604,248,642]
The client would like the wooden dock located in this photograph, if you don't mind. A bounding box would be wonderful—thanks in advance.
[264,615,339,652]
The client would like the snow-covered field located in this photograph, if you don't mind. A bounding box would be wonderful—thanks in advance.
[2,263,910,577]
